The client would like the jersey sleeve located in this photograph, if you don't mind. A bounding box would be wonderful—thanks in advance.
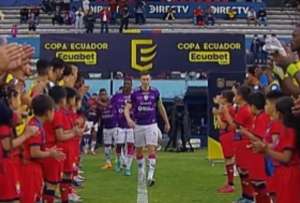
[235,107,252,127]
[110,94,117,105]
[270,121,281,135]
[280,127,296,150]
[52,111,64,130]
[26,130,42,146]
[252,116,269,139]
[130,92,136,105]
[156,89,161,103]
[0,125,12,139]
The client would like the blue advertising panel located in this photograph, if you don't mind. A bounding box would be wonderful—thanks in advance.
[70,1,265,19]
[0,0,41,6]
[207,71,245,140]
[40,33,245,77]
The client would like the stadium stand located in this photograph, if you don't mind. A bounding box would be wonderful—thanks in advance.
[0,5,299,36]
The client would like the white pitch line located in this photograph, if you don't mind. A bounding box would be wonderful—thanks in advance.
[137,172,148,203]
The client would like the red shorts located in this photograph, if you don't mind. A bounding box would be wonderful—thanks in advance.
[275,165,300,203]
[267,175,277,194]
[59,142,76,173]
[235,139,252,171]
[20,162,43,203]
[0,159,20,202]
[247,152,267,180]
[40,157,63,184]
[219,131,235,158]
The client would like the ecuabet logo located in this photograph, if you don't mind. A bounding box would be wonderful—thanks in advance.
[131,39,157,72]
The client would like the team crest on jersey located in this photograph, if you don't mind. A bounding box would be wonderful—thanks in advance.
[144,95,149,101]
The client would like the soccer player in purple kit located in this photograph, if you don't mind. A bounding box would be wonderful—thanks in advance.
[98,88,118,170]
[124,73,170,186]
[112,77,135,175]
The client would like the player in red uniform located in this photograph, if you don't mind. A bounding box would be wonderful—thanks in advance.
[225,85,254,203]
[65,87,84,201]
[48,86,82,203]
[20,95,65,203]
[0,99,38,203]
[263,91,283,203]
[213,90,236,193]
[252,96,300,203]
[239,92,271,203]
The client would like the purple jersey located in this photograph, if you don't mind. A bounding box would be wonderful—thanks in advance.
[130,87,160,125]
[112,92,131,128]
[100,101,118,129]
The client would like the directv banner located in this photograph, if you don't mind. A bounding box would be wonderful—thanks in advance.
[207,72,245,140]
[40,34,245,77]
[70,1,265,18]
[0,0,41,6]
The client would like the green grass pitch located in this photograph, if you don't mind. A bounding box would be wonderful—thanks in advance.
[78,150,241,203]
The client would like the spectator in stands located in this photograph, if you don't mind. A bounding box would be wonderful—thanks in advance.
[52,7,63,25]
[63,10,70,24]
[0,10,5,22]
[84,9,96,33]
[69,8,76,25]
[11,24,18,38]
[99,8,110,33]
[250,34,261,63]
[260,34,268,64]
[119,0,128,15]
[227,8,237,20]
[257,7,267,26]
[75,7,84,31]
[83,0,90,14]
[164,7,176,21]
[246,66,260,90]
[247,8,257,26]
[20,7,29,24]
[205,7,215,26]
[41,0,54,14]
[193,6,204,26]
[30,6,40,25]
[266,34,283,51]
[109,0,117,24]
[135,0,146,25]
[119,6,130,33]
[28,13,37,33]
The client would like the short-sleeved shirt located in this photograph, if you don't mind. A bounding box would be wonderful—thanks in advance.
[44,108,73,147]
[130,87,160,125]
[219,105,236,134]
[23,117,45,161]
[275,127,300,166]
[111,92,132,128]
[234,104,254,130]
[251,111,270,139]
[264,119,282,147]
[99,101,118,129]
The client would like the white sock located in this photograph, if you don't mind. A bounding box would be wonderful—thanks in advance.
[104,146,112,164]
[126,156,133,170]
[120,148,126,167]
[91,140,96,152]
[147,158,156,181]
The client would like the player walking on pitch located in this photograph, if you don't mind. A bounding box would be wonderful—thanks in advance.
[124,73,170,186]
[112,77,135,175]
